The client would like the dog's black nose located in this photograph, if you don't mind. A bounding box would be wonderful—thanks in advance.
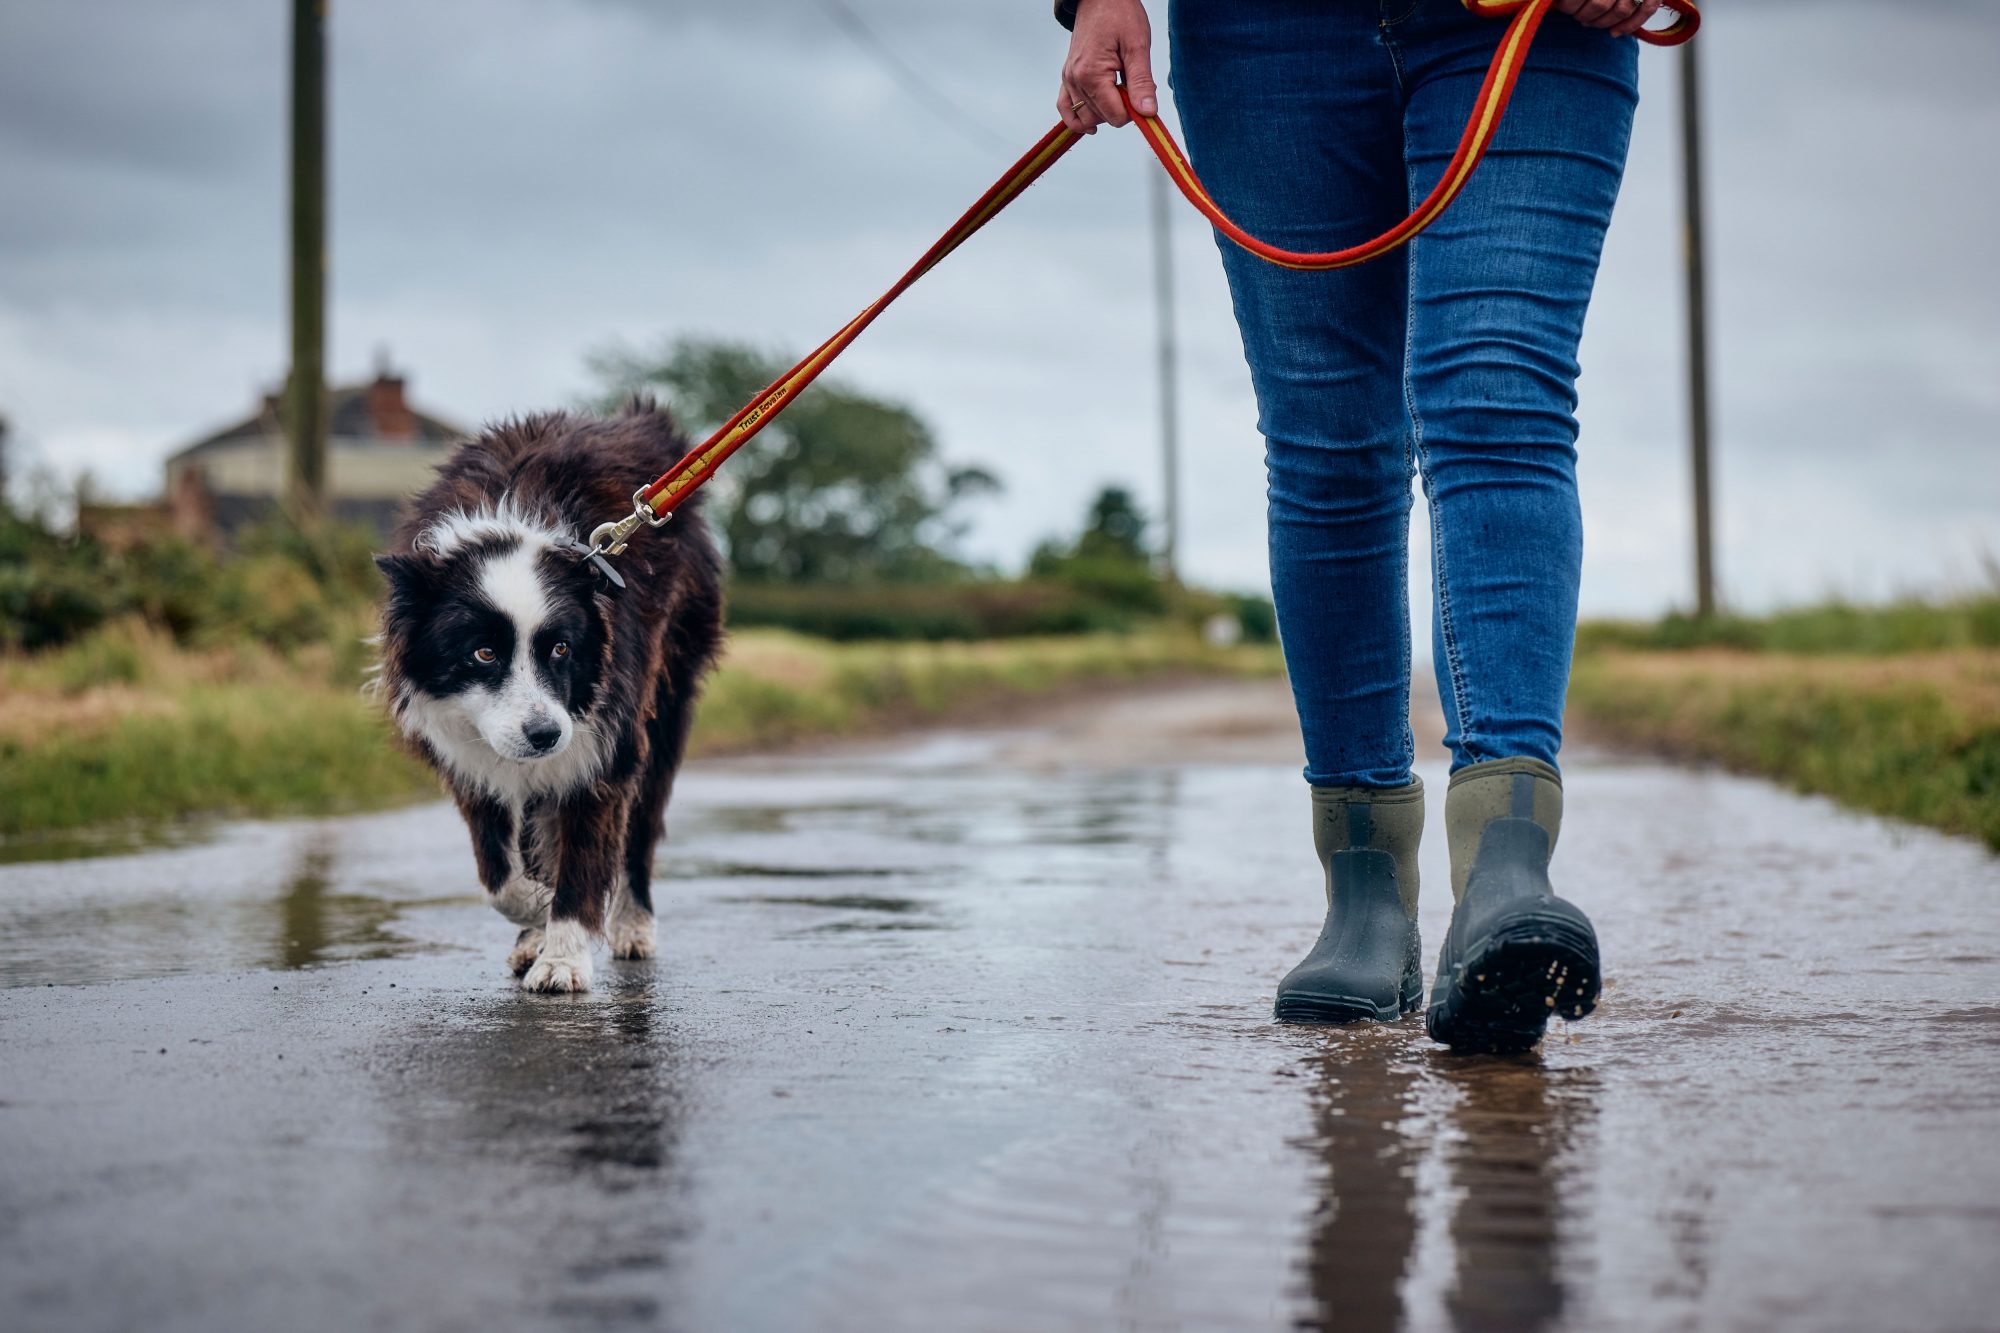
[522,717,563,754]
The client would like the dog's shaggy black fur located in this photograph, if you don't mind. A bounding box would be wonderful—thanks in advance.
[374,402,723,991]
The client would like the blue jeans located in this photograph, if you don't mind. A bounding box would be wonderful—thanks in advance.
[1169,0,1638,787]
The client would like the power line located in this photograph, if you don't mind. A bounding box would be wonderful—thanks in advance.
[813,0,1015,157]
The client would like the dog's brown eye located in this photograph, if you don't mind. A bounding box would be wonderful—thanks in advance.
[473,646,497,664]
[551,641,570,660]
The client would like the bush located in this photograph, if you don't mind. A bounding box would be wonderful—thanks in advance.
[1570,654,2000,851]
[47,620,154,695]
[235,519,383,606]
[1042,556,1170,616]
[726,576,1279,645]
[726,579,1134,641]
[1228,594,1279,644]
[1575,594,2000,657]
[0,559,110,651]
[210,556,334,651]
[0,501,388,656]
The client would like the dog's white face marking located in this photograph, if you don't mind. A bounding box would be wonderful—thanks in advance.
[387,508,610,804]
[416,496,572,559]
[402,687,607,805]
[454,540,574,764]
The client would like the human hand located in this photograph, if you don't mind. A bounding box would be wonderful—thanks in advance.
[1059,0,1157,135]
[1554,0,1665,38]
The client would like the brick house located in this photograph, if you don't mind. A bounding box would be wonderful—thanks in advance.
[162,364,467,540]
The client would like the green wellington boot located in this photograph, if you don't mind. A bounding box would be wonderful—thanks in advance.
[1426,758,1600,1053]
[1273,779,1424,1024]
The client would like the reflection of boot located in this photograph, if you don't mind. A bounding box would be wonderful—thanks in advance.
[1427,759,1599,1053]
[1274,779,1423,1023]
[1297,1044,1421,1330]
[1444,1063,1578,1332]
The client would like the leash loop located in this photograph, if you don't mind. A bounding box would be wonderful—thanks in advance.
[583,0,1697,560]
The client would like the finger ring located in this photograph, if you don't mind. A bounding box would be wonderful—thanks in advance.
[1071,99,1088,113]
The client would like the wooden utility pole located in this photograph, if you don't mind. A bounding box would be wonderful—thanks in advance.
[1679,36,1716,618]
[286,0,328,520]
[1149,169,1181,584]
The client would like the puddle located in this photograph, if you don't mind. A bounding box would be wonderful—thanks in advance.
[718,894,930,913]
[679,862,910,881]
[0,819,220,867]
[1,723,1998,1331]
[0,822,458,987]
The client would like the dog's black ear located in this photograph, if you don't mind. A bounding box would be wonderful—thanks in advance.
[374,553,433,614]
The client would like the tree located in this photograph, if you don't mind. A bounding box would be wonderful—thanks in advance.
[1073,486,1149,564]
[1026,485,1165,615]
[1029,484,1152,575]
[589,337,998,584]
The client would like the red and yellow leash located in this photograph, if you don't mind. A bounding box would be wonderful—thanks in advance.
[586,0,1699,560]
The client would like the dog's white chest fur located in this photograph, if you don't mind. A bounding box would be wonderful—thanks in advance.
[399,689,607,803]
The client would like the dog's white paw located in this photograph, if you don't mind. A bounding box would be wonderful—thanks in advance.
[507,927,544,977]
[607,912,656,960]
[519,920,594,993]
[520,954,591,993]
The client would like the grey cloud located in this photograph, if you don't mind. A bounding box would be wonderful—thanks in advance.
[0,0,1994,614]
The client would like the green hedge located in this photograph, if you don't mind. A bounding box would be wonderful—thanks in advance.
[0,627,1284,841]
[726,579,1278,644]
[0,686,437,840]
[1575,595,2000,657]
[1569,654,2000,851]
[0,510,385,654]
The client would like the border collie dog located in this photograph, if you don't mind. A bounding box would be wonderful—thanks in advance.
[375,402,723,992]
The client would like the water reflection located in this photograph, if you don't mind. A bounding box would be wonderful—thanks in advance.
[557,990,677,1176]
[719,893,929,913]
[0,828,425,987]
[0,819,218,866]
[1434,1055,1598,1333]
[719,891,948,934]
[1293,1036,1597,1333]
[1036,766,1182,850]
[275,837,351,969]
[679,861,908,881]
[1296,1032,1423,1332]
[380,976,685,1323]
[269,835,419,971]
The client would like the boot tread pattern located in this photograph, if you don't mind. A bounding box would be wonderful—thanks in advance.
[1425,911,1599,1053]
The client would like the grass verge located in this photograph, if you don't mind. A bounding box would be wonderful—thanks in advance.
[0,620,1281,844]
[1568,648,2000,850]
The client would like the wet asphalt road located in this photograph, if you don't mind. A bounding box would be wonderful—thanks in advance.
[2,681,1998,1333]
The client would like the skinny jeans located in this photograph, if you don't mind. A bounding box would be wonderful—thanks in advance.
[1169,0,1639,784]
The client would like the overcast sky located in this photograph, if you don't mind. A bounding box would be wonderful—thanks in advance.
[2,0,1995,619]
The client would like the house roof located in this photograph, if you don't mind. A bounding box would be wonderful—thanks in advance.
[168,368,466,465]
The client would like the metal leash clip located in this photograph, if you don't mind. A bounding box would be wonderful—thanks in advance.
[585,486,673,561]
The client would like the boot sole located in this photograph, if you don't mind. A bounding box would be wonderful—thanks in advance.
[1426,911,1599,1054]
[1273,971,1423,1025]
